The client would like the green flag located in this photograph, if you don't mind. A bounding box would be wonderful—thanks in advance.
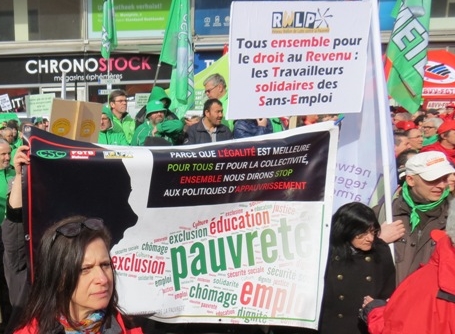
[385,0,431,113]
[160,0,194,118]
[101,0,118,59]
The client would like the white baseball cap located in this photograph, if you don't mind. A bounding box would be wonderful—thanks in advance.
[406,151,455,181]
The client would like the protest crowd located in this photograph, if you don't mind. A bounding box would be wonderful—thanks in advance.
[0,70,453,334]
[0,0,453,330]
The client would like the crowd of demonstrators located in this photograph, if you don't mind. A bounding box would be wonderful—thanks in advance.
[100,76,332,148]
[0,78,453,333]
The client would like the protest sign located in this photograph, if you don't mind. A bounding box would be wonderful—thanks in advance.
[228,1,372,119]
[26,93,55,118]
[0,93,12,111]
[23,122,338,329]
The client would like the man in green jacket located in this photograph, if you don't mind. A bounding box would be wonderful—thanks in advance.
[108,90,136,144]
[98,106,129,146]
[131,100,184,146]
[148,86,179,120]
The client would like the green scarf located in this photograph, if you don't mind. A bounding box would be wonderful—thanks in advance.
[402,182,449,232]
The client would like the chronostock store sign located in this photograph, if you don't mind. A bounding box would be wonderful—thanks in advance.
[0,54,171,85]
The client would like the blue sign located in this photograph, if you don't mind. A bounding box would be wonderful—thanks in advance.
[194,0,396,36]
[194,51,224,74]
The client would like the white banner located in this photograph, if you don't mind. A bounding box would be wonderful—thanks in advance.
[25,122,338,329]
[228,1,372,119]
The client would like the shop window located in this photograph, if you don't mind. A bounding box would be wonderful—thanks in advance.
[0,11,14,41]
[448,0,455,16]
[28,0,82,40]
[432,0,455,17]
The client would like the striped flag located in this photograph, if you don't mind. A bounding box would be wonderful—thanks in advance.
[101,0,118,59]
[160,0,194,118]
[385,0,431,113]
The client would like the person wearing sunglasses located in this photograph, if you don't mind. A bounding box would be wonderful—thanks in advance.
[2,146,142,333]
[14,215,142,334]
[318,202,395,334]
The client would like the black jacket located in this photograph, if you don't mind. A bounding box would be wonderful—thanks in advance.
[318,239,395,334]
[183,119,232,145]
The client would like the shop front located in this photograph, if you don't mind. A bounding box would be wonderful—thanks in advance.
[0,53,172,113]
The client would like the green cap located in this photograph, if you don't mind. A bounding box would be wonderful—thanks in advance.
[146,100,166,117]
[34,117,44,124]
[102,104,114,123]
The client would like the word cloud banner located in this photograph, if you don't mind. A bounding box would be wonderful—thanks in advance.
[23,122,338,329]
[228,1,372,118]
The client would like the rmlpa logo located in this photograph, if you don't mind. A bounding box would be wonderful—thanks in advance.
[271,8,332,33]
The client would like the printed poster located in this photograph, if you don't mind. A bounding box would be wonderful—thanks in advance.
[228,1,372,118]
[23,122,338,329]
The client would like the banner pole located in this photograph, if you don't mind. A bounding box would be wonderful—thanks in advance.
[153,61,162,86]
[369,0,396,259]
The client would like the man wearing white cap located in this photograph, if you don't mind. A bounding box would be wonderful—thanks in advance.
[392,151,455,284]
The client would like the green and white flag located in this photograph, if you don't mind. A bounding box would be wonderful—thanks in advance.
[101,0,118,59]
[160,0,194,118]
[385,0,432,113]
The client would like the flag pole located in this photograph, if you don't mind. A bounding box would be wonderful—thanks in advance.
[153,61,162,87]
[370,0,395,247]
[101,0,118,94]
[107,60,112,91]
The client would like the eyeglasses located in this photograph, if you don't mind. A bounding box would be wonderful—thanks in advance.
[355,228,380,239]
[114,99,127,103]
[52,218,104,244]
[204,86,218,94]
